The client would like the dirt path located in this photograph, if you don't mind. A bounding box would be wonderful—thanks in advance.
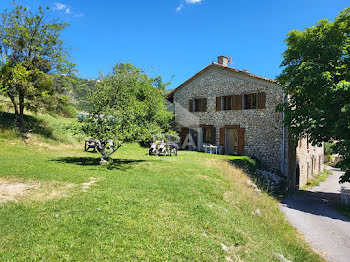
[280,167,350,262]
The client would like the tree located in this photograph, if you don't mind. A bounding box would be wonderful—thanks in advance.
[80,63,174,163]
[277,7,350,183]
[0,2,74,130]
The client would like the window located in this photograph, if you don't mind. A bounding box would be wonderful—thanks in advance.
[223,96,232,110]
[202,126,215,145]
[202,126,211,144]
[189,98,207,112]
[216,95,242,111]
[244,93,257,109]
[194,98,207,112]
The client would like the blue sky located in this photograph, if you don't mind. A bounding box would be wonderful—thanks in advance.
[0,0,349,89]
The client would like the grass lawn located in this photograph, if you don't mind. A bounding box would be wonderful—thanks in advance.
[0,111,323,261]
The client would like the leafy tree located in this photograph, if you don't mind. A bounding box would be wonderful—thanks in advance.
[80,63,174,163]
[0,2,74,130]
[277,7,350,183]
[51,75,95,114]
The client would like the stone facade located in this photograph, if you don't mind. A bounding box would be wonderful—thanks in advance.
[296,137,325,186]
[167,57,324,189]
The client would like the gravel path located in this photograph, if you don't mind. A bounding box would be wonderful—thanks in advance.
[280,166,350,262]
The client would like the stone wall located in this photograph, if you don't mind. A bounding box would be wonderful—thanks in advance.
[173,66,284,173]
[296,137,324,187]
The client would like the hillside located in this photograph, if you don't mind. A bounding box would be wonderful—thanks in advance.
[0,108,323,261]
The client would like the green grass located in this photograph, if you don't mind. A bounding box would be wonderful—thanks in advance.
[300,169,332,190]
[0,110,324,261]
[0,111,84,145]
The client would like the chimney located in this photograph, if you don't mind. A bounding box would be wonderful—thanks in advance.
[217,56,229,67]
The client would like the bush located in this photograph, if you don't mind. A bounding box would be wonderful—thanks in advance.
[324,142,335,155]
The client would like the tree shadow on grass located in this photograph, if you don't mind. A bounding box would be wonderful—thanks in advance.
[52,156,148,171]
[228,157,286,195]
[0,111,53,138]
[228,158,259,175]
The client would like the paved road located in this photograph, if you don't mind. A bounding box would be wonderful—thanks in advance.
[280,167,350,262]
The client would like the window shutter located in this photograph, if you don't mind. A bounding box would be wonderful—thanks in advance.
[232,95,237,110]
[189,99,193,112]
[190,128,198,151]
[219,127,225,154]
[216,97,221,111]
[234,95,242,110]
[238,128,245,155]
[257,92,266,109]
[210,126,216,145]
[230,95,234,110]
[202,98,207,112]
[180,127,189,150]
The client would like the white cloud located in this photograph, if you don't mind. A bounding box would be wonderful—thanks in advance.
[54,2,66,11]
[54,2,83,18]
[176,4,184,12]
[186,0,202,3]
[74,13,84,18]
[176,0,203,12]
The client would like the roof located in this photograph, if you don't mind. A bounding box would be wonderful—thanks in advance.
[166,62,278,99]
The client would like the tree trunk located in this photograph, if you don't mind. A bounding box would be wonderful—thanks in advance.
[8,93,21,126]
[98,142,121,165]
[18,91,25,131]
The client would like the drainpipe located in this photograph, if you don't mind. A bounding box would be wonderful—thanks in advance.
[281,93,286,176]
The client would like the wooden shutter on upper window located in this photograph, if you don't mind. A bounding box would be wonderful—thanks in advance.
[219,127,225,154]
[233,95,242,110]
[189,99,193,112]
[210,126,216,145]
[257,92,266,109]
[216,97,221,111]
[232,95,237,110]
[230,95,234,110]
[238,128,245,155]
[201,98,207,112]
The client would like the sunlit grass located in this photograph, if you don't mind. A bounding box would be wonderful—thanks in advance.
[0,108,323,261]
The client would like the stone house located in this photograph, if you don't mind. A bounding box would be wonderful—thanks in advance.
[166,56,324,190]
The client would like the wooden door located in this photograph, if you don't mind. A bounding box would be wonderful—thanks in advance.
[225,127,238,155]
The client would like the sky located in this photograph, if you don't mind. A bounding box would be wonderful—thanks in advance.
[0,0,349,89]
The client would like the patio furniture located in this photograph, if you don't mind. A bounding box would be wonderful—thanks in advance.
[148,138,179,156]
[84,138,99,152]
[203,144,222,154]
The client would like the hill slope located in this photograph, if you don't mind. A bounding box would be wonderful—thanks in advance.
[0,111,323,261]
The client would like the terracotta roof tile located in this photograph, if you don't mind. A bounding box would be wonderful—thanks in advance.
[166,63,278,99]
